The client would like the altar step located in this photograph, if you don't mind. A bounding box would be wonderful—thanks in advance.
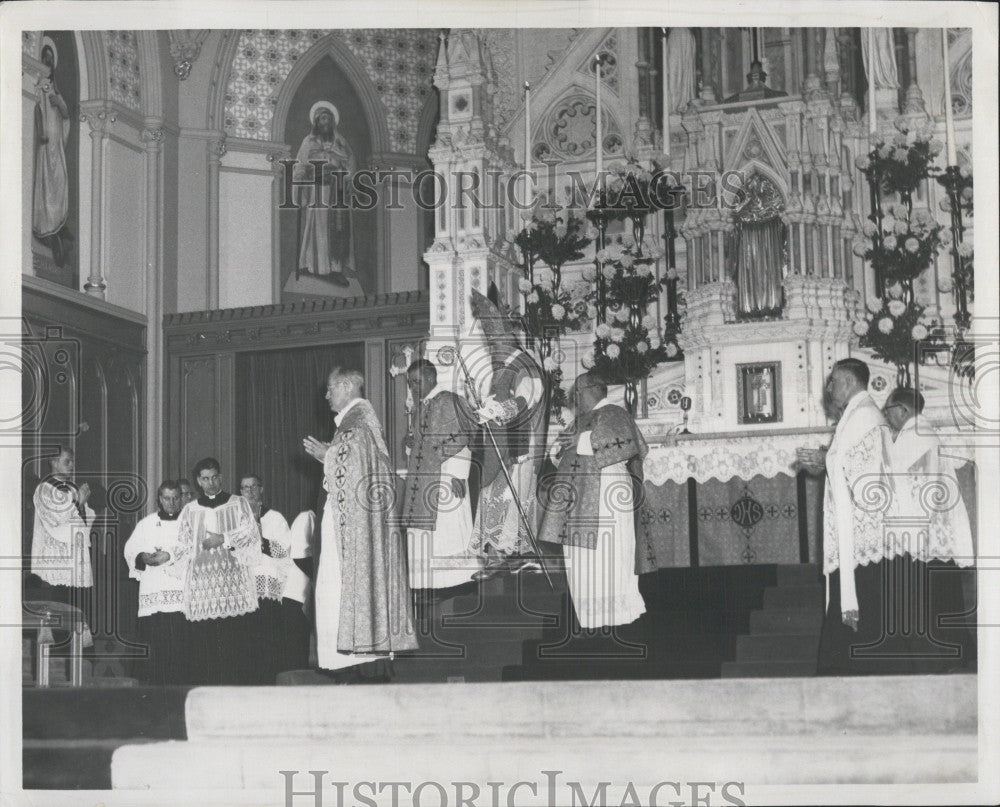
[110,676,977,789]
[22,686,190,789]
[723,563,823,678]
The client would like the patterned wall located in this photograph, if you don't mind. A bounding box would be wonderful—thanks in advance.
[105,31,142,111]
[223,29,438,152]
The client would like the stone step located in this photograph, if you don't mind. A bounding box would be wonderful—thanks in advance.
[507,660,721,681]
[25,739,162,790]
[112,732,976,790]
[735,633,820,663]
[175,676,976,742]
[763,584,823,609]
[523,631,736,663]
[721,660,819,678]
[749,607,824,634]
[776,563,822,587]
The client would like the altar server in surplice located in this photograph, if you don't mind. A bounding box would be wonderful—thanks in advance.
[402,359,483,596]
[539,371,647,630]
[816,359,896,675]
[303,367,418,673]
[240,474,292,684]
[175,457,261,685]
[123,479,189,684]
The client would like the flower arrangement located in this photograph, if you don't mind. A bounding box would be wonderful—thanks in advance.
[856,292,941,387]
[854,118,942,197]
[585,232,672,383]
[851,201,943,284]
[510,212,595,413]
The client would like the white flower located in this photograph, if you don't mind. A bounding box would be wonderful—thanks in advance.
[929,139,944,156]
[939,197,952,212]
[596,249,610,262]
[621,233,636,249]
[855,154,871,171]
[636,341,649,354]
[884,234,898,250]
[614,307,630,323]
[636,264,653,277]
[961,186,973,202]
[572,280,591,298]
[665,342,679,358]
[505,229,518,243]
[937,275,954,293]
[853,320,869,336]
[642,314,657,330]
[585,226,599,240]
[939,228,953,246]
[958,242,974,258]
[526,291,540,304]
[581,350,595,369]
[894,220,910,235]
[606,343,621,359]
[878,317,894,334]
[602,265,617,280]
[649,336,662,349]
[554,222,568,239]
[665,267,679,281]
[866,297,882,314]
[543,356,559,372]
[888,300,907,317]
[887,282,904,299]
[904,237,920,253]
[537,267,554,285]
[882,215,897,232]
[581,265,597,282]
[862,220,878,237]
[911,324,928,340]
[893,133,909,148]
[620,253,635,269]
[893,117,909,133]
[852,239,870,257]
[892,147,910,162]
[878,144,893,160]
[587,304,598,318]
[596,323,611,339]
[551,304,566,320]
[609,327,626,343]
[518,278,533,293]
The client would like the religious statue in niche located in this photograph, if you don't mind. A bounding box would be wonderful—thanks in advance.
[664,27,697,113]
[728,173,787,319]
[737,362,782,425]
[33,36,74,270]
[293,101,355,287]
[723,60,788,104]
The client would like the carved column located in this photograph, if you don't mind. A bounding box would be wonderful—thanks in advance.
[903,28,926,114]
[698,29,717,104]
[80,106,116,299]
[141,123,164,485]
[206,134,226,309]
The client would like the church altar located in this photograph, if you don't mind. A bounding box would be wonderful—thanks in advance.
[635,427,829,572]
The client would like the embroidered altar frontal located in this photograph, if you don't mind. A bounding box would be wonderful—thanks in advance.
[637,473,823,572]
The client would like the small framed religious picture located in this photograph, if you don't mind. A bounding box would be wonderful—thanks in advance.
[737,362,782,424]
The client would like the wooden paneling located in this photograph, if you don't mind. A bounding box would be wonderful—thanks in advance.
[164,290,430,489]
[21,277,146,652]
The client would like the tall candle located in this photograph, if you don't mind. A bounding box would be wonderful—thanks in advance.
[867,28,877,135]
[941,29,957,165]
[662,28,671,157]
[595,53,603,185]
[524,81,532,208]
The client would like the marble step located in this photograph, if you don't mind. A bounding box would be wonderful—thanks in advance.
[113,729,976,789]
[735,633,820,663]
[173,676,976,742]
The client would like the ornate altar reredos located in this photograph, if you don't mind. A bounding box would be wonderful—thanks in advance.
[421,28,973,443]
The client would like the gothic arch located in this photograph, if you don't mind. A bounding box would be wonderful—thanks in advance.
[271,34,390,152]
[77,31,107,102]
[731,159,788,205]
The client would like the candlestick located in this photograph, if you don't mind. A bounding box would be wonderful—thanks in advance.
[941,29,957,166]
[661,28,670,157]
[867,28,877,136]
[524,81,533,207]
[595,53,603,183]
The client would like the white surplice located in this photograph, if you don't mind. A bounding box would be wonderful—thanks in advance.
[561,399,647,629]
